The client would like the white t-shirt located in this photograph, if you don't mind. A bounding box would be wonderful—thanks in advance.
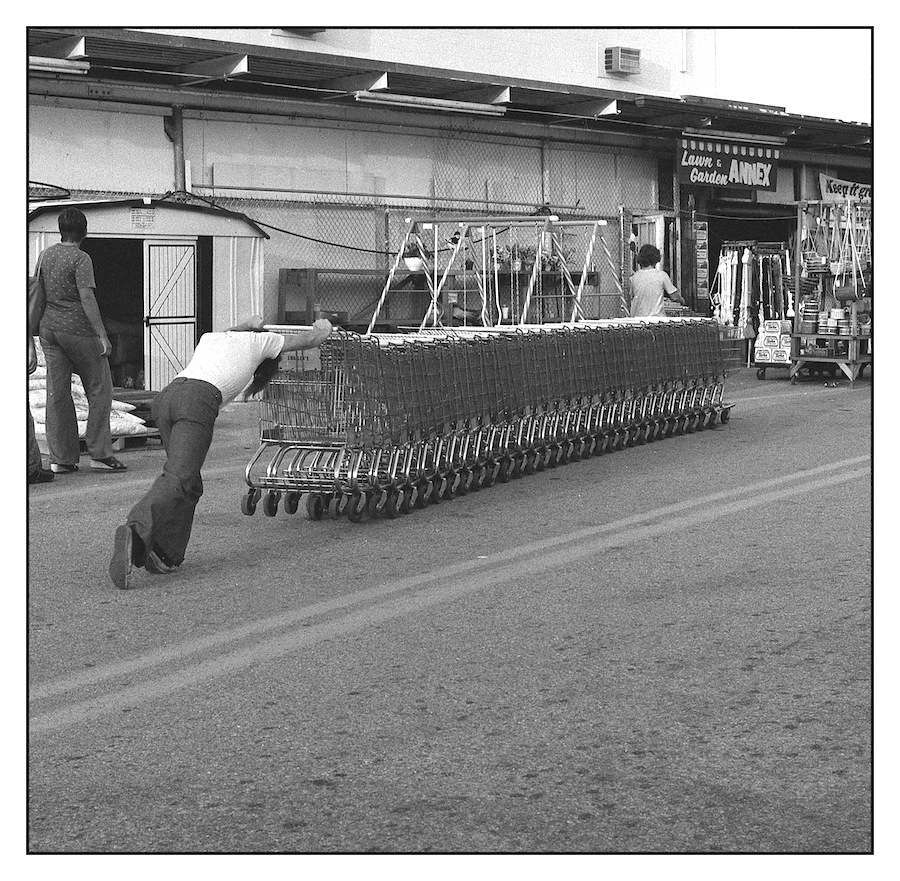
[176,330,285,405]
[629,268,678,318]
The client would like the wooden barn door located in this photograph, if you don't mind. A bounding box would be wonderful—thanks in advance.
[144,240,198,391]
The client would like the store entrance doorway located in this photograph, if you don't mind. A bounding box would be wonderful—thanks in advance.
[80,236,213,391]
[81,237,144,390]
[630,213,677,274]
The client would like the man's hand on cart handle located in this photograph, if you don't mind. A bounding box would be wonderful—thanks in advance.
[279,318,334,353]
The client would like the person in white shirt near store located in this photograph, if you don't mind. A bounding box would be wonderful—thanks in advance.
[109,316,333,589]
[629,244,684,318]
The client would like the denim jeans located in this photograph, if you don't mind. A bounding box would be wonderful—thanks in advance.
[28,403,43,477]
[39,327,113,465]
[127,378,222,566]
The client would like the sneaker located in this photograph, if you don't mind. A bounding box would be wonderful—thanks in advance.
[28,468,55,484]
[51,463,79,473]
[91,456,127,472]
[144,549,176,575]
[109,524,135,589]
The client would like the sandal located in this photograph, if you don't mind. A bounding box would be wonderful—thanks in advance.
[90,456,128,472]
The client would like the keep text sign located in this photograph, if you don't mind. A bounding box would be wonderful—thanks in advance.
[678,138,779,191]
[819,174,871,202]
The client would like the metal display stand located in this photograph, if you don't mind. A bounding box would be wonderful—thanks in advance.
[789,199,872,384]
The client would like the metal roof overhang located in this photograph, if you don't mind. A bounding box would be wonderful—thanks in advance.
[27,196,270,238]
[27,27,871,162]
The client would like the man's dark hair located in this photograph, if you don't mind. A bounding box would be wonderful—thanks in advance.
[245,357,281,398]
[58,207,88,242]
[637,244,661,268]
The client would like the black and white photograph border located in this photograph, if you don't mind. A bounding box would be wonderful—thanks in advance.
[12,11,889,868]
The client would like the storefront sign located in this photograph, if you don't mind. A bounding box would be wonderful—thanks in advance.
[819,174,871,202]
[678,138,779,192]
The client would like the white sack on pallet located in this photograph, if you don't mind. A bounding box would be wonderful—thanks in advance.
[32,410,147,438]
[29,390,137,413]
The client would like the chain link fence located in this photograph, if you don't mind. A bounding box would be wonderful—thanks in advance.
[32,130,660,326]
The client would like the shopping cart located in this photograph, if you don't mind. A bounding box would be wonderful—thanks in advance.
[241,318,734,523]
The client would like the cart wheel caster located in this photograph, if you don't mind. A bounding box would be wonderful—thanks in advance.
[756,368,766,380]
[442,470,457,500]
[262,491,280,517]
[241,488,260,516]
[367,490,384,519]
[414,479,431,508]
[327,493,345,519]
[720,408,731,424]
[455,468,470,496]
[346,491,368,523]
[284,492,300,515]
[398,486,413,514]
[430,476,444,503]
[305,492,325,520]
[381,489,401,519]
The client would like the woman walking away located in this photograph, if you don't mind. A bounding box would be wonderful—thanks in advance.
[37,207,126,473]
[109,316,333,589]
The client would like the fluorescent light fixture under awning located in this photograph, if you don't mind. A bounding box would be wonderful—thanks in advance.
[29,56,90,75]
[352,90,506,117]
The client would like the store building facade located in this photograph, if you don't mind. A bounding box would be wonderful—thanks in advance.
[28,27,871,386]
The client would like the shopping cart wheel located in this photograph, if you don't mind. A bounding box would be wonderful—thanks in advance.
[430,476,445,503]
[707,409,718,428]
[240,488,260,516]
[367,491,385,519]
[284,492,300,515]
[305,492,325,521]
[327,494,345,519]
[398,486,413,514]
[720,407,731,424]
[442,470,457,500]
[381,489,401,519]
[346,491,368,523]
[262,491,280,517]
[756,367,767,380]
[414,479,430,509]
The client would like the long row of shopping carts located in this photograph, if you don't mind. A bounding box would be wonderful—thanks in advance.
[241,317,733,521]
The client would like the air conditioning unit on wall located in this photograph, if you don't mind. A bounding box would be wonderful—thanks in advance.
[604,46,641,75]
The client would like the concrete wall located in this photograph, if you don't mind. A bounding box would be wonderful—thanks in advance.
[29,104,173,194]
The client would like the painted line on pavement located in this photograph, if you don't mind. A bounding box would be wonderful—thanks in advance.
[30,456,869,733]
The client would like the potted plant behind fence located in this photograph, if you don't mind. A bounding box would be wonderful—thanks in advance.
[403,236,431,272]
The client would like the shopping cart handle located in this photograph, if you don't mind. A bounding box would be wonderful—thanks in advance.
[263,324,318,332]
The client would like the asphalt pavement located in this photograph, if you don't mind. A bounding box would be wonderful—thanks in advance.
[26,366,873,853]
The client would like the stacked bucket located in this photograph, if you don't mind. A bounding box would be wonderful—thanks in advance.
[242,317,733,521]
